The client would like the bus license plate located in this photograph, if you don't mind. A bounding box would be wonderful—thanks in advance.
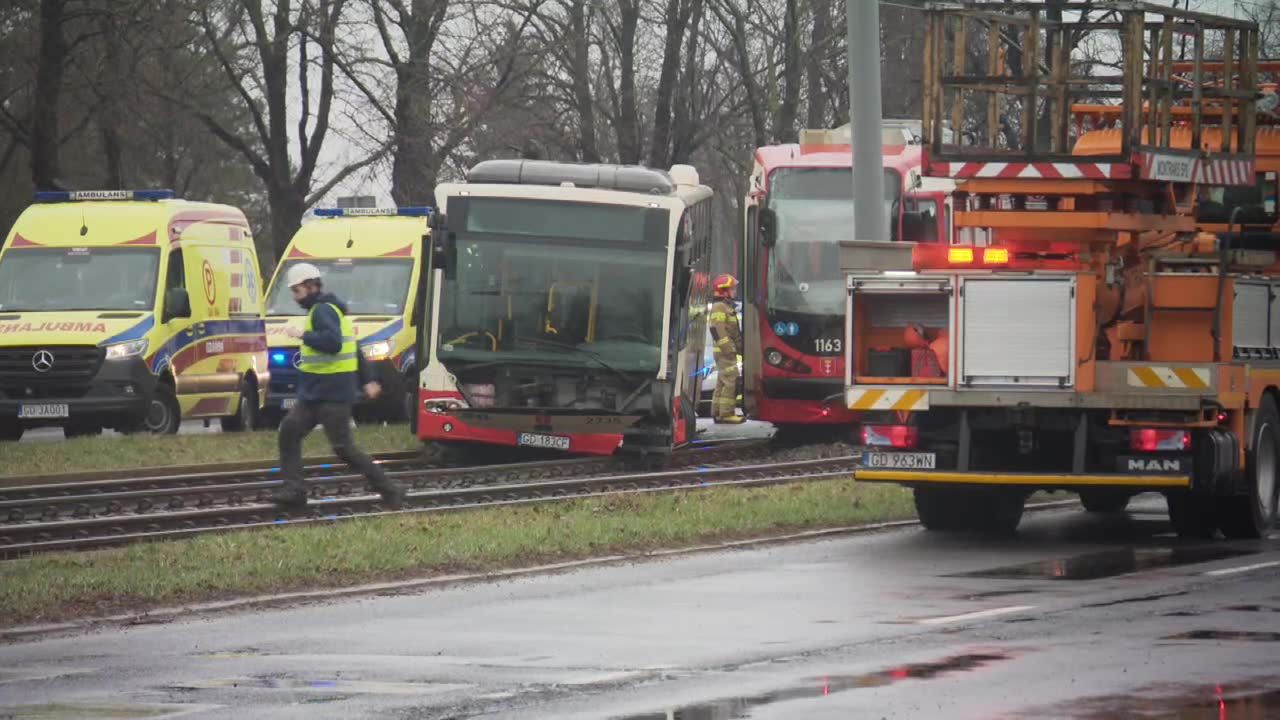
[861,452,936,469]
[518,432,570,451]
[18,403,69,419]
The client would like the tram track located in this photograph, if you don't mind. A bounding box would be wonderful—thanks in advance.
[0,436,797,556]
[0,453,858,556]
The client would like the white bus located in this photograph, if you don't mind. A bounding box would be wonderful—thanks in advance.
[415,160,715,458]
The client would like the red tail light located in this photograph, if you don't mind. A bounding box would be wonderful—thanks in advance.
[1130,428,1191,452]
[862,424,919,449]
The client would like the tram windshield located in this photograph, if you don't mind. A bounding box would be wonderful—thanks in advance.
[766,167,901,316]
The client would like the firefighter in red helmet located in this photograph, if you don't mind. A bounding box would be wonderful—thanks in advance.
[709,273,744,424]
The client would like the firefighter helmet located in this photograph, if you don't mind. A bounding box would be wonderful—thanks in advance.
[714,273,738,297]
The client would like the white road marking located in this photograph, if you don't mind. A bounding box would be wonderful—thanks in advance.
[916,605,1036,625]
[1204,560,1280,577]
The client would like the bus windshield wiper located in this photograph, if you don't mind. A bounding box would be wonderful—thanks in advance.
[517,336,632,383]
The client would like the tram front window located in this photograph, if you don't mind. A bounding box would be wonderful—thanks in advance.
[437,240,666,374]
[766,168,901,316]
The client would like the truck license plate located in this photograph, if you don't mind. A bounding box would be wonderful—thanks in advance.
[18,403,69,419]
[518,432,570,451]
[861,452,936,469]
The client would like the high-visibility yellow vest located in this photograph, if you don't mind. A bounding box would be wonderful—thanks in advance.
[299,303,357,375]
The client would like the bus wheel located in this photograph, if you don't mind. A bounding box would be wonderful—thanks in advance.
[913,487,968,531]
[143,384,181,435]
[1166,492,1217,539]
[221,379,258,433]
[1080,490,1131,514]
[1218,396,1280,539]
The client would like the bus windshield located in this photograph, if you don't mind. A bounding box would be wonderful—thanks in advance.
[267,259,414,316]
[436,238,668,374]
[766,167,901,315]
[0,247,160,312]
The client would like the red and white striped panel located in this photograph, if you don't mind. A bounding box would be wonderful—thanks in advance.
[1194,158,1255,186]
[926,161,1127,180]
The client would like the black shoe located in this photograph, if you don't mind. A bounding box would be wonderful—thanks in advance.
[380,486,406,511]
[272,489,308,510]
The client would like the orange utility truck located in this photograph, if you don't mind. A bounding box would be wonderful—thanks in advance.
[842,2,1278,539]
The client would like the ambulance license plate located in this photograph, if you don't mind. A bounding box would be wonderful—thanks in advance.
[18,403,69,419]
[861,452,936,469]
[517,432,570,451]
[280,398,296,410]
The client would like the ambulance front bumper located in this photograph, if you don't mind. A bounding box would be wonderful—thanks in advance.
[0,356,155,427]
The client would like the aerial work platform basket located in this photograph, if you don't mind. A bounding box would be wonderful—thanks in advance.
[922,1,1259,186]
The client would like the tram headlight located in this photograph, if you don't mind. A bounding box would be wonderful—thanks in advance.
[765,348,784,367]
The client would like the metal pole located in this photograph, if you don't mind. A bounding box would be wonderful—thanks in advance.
[848,0,887,241]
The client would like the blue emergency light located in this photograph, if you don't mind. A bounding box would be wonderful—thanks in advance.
[270,351,291,367]
[312,206,433,218]
[34,189,175,203]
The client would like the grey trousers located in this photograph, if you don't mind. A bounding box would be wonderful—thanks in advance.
[278,400,396,496]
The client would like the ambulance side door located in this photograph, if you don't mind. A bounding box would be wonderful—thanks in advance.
[179,244,234,413]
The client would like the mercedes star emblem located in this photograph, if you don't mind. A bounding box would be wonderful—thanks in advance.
[31,349,55,373]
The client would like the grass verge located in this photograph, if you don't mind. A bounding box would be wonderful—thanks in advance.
[0,425,420,478]
[0,479,914,627]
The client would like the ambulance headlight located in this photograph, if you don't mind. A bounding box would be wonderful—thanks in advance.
[104,339,148,360]
[360,340,394,361]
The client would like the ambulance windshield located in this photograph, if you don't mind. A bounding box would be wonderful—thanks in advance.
[266,259,414,316]
[766,167,901,316]
[0,247,160,312]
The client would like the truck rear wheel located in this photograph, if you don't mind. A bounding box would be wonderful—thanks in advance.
[913,487,969,531]
[1080,490,1131,514]
[970,489,1026,535]
[1218,396,1280,539]
[1166,492,1217,539]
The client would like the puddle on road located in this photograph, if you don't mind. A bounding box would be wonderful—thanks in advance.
[952,546,1257,581]
[167,676,472,696]
[1014,680,1280,719]
[611,652,1009,720]
[1162,629,1280,642]
[1226,604,1280,613]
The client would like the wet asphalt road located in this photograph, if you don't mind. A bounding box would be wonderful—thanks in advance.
[1,497,1278,719]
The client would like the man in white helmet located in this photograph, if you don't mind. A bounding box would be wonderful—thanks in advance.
[271,262,406,511]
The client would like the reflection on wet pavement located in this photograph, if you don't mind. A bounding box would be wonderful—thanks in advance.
[0,702,216,719]
[953,546,1256,581]
[166,676,472,695]
[1012,680,1280,719]
[612,652,1009,720]
[1161,630,1280,642]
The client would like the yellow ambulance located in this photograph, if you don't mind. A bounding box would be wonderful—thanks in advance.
[0,190,268,441]
[261,206,430,423]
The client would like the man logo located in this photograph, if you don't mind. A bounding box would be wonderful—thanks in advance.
[31,349,54,373]
[1128,458,1183,472]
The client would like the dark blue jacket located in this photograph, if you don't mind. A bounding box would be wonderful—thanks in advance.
[298,292,371,404]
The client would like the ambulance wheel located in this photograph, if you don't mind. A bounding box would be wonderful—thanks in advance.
[0,424,22,442]
[1218,395,1280,539]
[143,384,181,435]
[1080,490,1131,514]
[63,422,103,439]
[221,380,258,433]
[1166,492,1217,539]
[913,487,968,531]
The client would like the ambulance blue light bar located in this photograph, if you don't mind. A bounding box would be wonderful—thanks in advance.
[34,189,175,202]
[313,206,433,218]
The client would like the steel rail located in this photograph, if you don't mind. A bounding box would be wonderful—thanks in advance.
[0,455,859,556]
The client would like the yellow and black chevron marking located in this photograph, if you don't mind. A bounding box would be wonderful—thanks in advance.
[846,388,930,411]
[1126,366,1211,390]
